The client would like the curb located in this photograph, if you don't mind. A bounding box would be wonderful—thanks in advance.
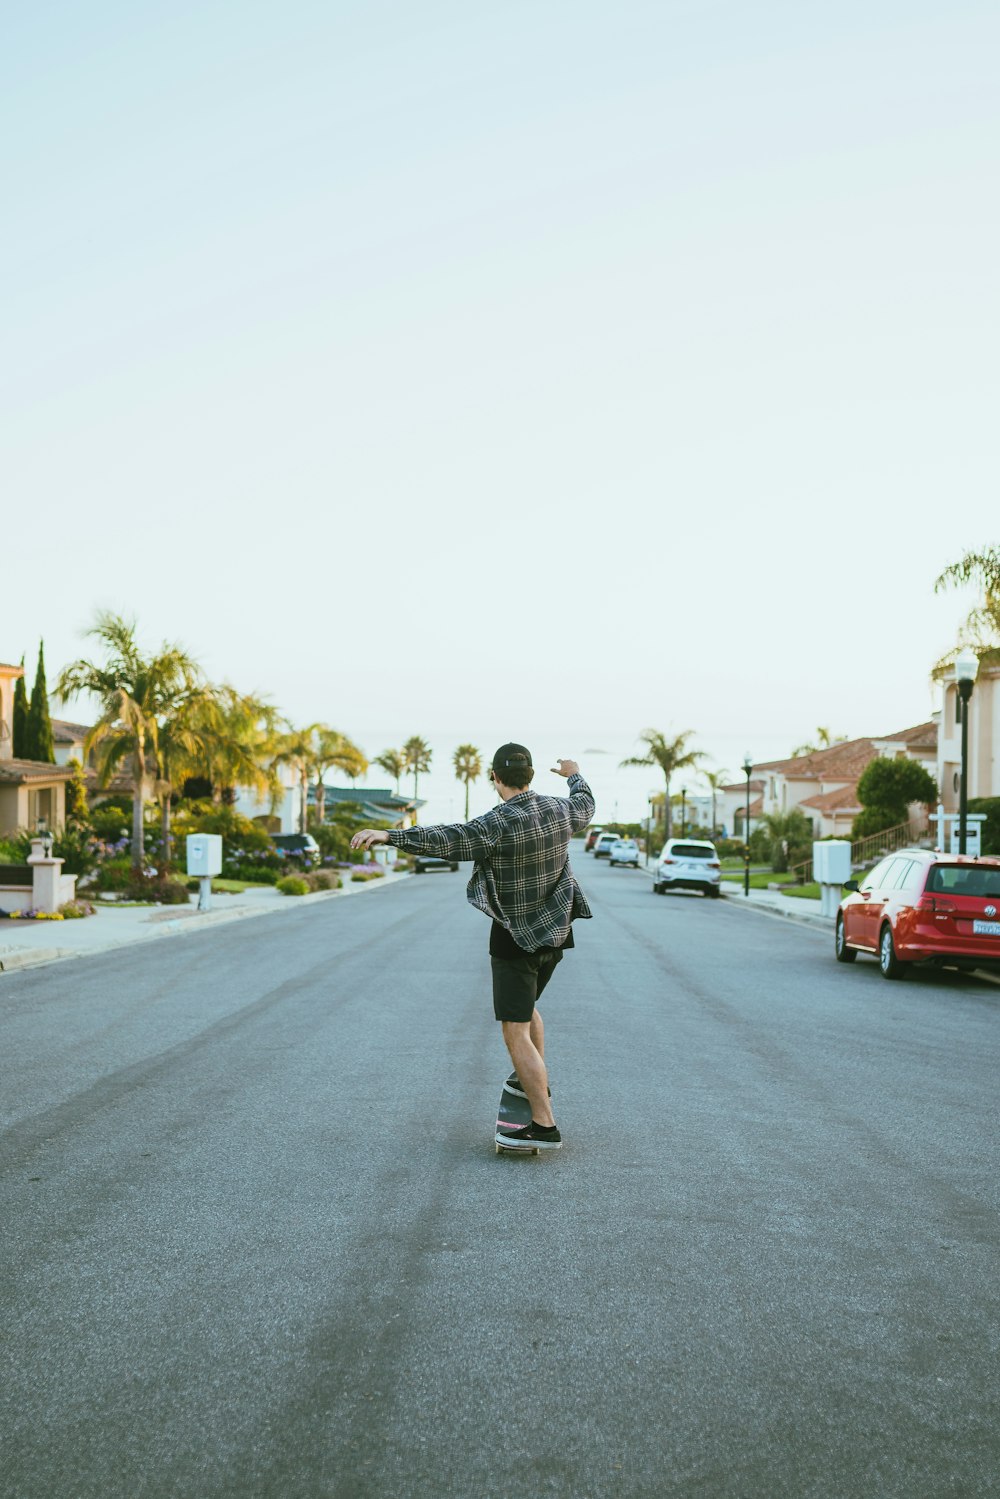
[0,870,410,978]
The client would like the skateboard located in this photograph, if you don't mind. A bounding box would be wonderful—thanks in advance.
[495,1079,538,1155]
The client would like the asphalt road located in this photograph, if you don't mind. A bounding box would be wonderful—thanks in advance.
[2,858,998,1499]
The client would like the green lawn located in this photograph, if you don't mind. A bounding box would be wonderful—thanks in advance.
[185,877,272,894]
[722,870,821,900]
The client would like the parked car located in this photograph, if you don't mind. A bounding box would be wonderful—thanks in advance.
[593,832,621,859]
[836,848,1000,979]
[609,838,640,867]
[584,827,604,852]
[414,853,460,873]
[652,839,721,897]
[272,833,321,862]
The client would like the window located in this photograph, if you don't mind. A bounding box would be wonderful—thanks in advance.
[861,858,892,892]
[927,865,1000,898]
[671,844,715,860]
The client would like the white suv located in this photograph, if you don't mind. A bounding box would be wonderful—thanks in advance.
[653,839,722,897]
[593,832,621,859]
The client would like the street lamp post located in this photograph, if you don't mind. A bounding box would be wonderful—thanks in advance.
[955,649,979,854]
[680,786,686,839]
[743,754,753,898]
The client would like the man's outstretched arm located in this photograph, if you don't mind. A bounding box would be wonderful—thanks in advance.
[351,809,502,860]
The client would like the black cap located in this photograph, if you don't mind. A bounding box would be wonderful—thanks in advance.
[491,742,532,772]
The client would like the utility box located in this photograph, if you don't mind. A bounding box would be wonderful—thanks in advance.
[814,840,852,919]
[186,834,223,878]
[813,841,852,886]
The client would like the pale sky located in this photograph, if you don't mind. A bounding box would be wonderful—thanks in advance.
[4,2,998,821]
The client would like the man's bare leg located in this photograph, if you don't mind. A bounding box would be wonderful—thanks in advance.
[502,1019,555,1128]
[530,1008,544,1060]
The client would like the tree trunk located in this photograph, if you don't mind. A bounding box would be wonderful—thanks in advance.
[132,749,146,871]
[300,764,309,833]
[161,795,172,867]
[663,777,672,842]
[464,779,470,819]
[315,776,326,824]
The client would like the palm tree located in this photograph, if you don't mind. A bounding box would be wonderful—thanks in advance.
[702,769,730,836]
[620,729,704,843]
[935,547,1000,645]
[272,723,323,834]
[152,684,218,863]
[403,735,433,803]
[452,744,482,820]
[197,687,283,808]
[56,613,201,870]
[374,749,406,795]
[311,728,368,822]
[792,727,846,758]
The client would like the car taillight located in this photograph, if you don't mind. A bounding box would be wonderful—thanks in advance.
[916,895,957,914]
[707,861,720,869]
[661,857,676,865]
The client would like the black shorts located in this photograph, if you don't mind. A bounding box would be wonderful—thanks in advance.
[491,948,563,1023]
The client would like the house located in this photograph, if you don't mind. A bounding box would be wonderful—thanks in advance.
[310,785,423,828]
[750,722,939,839]
[0,663,76,836]
[52,719,93,767]
[720,780,764,839]
[935,653,1000,808]
[233,763,303,834]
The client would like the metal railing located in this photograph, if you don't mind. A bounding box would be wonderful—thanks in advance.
[788,817,928,886]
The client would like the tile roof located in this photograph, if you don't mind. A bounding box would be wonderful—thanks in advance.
[873,721,938,749]
[51,718,93,742]
[754,722,938,781]
[0,663,25,676]
[798,784,862,813]
[317,785,422,808]
[0,759,76,783]
[722,780,764,793]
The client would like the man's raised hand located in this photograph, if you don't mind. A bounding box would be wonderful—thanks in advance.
[551,759,580,778]
[350,828,389,850]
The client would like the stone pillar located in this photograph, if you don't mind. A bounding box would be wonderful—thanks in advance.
[28,840,66,914]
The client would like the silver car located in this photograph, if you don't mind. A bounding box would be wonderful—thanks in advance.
[609,838,640,867]
[593,832,622,860]
[653,838,721,897]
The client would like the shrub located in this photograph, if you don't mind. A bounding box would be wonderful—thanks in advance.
[715,838,747,859]
[312,820,356,863]
[969,798,1000,856]
[93,858,134,892]
[124,872,190,904]
[350,868,385,883]
[60,900,96,919]
[306,870,340,891]
[277,875,309,896]
[90,801,134,841]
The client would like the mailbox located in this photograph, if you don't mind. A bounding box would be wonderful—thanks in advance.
[186,834,223,878]
[813,840,852,886]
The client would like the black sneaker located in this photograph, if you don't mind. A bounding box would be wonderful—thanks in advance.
[504,1072,552,1100]
[496,1120,562,1150]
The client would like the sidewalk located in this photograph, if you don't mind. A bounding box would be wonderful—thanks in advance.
[634,857,832,933]
[0,868,409,977]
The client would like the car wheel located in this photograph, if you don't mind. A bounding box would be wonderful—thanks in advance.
[652,882,663,895]
[415,866,425,874]
[708,887,720,899]
[835,915,857,963]
[878,924,907,980]
[449,863,458,872]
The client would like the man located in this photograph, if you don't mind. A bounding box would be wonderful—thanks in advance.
[350,745,594,1150]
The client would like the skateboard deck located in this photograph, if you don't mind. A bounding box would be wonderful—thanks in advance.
[495,1080,538,1155]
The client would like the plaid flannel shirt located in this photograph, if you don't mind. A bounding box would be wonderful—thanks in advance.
[388,773,595,952]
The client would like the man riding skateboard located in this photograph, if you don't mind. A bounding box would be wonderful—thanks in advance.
[350,745,594,1150]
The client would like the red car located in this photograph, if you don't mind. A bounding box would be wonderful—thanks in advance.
[584,827,604,853]
[836,848,1000,980]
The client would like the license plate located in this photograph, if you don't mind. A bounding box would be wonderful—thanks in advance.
[973,920,1000,936]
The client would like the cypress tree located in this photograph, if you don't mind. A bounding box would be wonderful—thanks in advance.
[12,658,29,758]
[25,642,56,763]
